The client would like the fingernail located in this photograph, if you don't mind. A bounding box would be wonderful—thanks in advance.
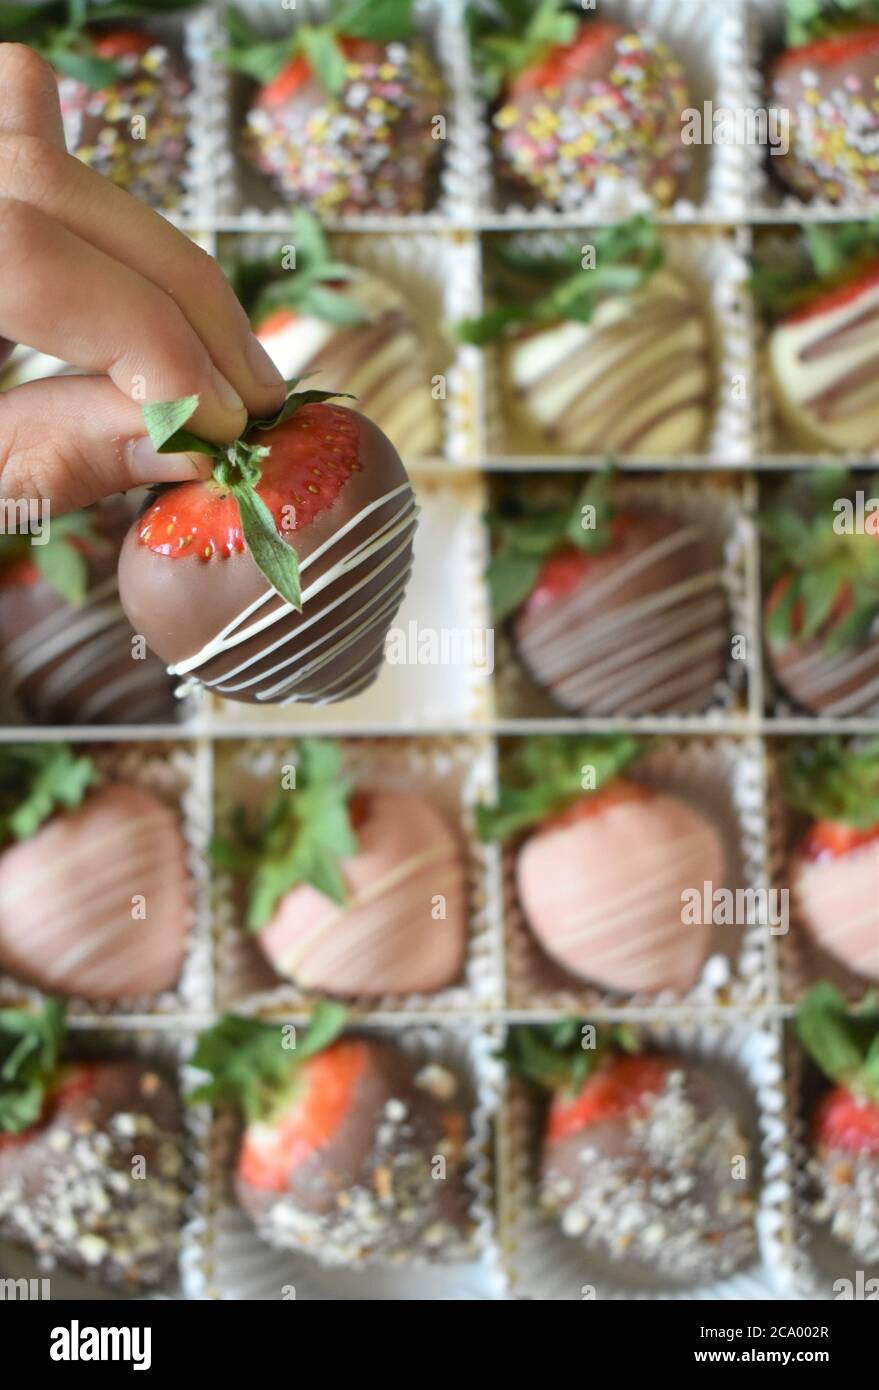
[245,332,285,391]
[210,364,246,415]
[127,437,213,484]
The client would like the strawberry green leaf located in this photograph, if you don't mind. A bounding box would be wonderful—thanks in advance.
[143,395,201,451]
[476,733,645,841]
[298,23,347,94]
[0,743,100,845]
[335,0,415,42]
[33,531,88,605]
[469,0,578,97]
[499,1019,635,1097]
[781,737,879,830]
[230,480,302,610]
[796,983,879,1103]
[211,739,357,929]
[0,999,66,1135]
[188,1002,348,1120]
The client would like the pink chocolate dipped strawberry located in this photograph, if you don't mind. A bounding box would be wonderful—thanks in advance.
[782,739,879,981]
[469,7,690,211]
[505,1023,756,1282]
[224,3,445,216]
[0,745,190,1001]
[487,475,729,717]
[189,1008,472,1266]
[117,383,417,708]
[0,1002,185,1290]
[477,737,724,996]
[797,984,879,1262]
[212,740,467,997]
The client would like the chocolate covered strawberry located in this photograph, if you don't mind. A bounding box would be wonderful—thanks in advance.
[0,1001,185,1289]
[458,220,711,456]
[6,3,193,210]
[0,503,175,725]
[190,1008,472,1266]
[117,382,417,707]
[505,1022,756,1282]
[487,474,728,716]
[226,211,441,457]
[477,737,725,996]
[762,473,879,714]
[797,984,879,1262]
[769,2,879,203]
[782,740,879,981]
[212,739,467,997]
[0,744,190,1001]
[469,4,690,210]
[224,1,444,216]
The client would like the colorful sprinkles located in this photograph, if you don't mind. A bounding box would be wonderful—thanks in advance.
[246,41,445,216]
[773,55,879,202]
[493,29,690,211]
[58,44,190,212]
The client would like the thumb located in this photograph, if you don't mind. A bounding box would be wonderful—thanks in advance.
[0,374,214,512]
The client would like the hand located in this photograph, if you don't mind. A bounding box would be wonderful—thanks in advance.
[0,44,286,513]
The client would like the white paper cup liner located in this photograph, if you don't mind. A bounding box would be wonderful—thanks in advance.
[205,472,495,731]
[217,228,481,464]
[187,1022,505,1299]
[0,1027,206,1302]
[500,1014,797,1299]
[501,735,774,1012]
[211,735,502,1014]
[493,472,754,723]
[481,228,753,464]
[0,741,213,1019]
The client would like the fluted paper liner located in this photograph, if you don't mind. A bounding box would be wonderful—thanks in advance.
[0,741,213,1019]
[211,736,503,1015]
[204,472,496,732]
[186,1022,505,1300]
[501,736,774,1012]
[500,1015,798,1299]
[0,1028,206,1302]
[494,472,755,723]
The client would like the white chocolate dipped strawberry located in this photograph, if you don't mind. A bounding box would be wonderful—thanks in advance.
[457,219,711,456]
[213,741,467,997]
[226,212,442,459]
[0,745,190,1001]
[782,739,879,982]
[477,737,724,996]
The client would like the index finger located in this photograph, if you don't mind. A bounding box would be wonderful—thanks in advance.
[0,45,66,147]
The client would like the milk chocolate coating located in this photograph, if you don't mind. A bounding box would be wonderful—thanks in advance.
[540,1058,756,1284]
[514,512,729,716]
[117,410,416,707]
[0,1060,184,1290]
[769,41,879,202]
[766,628,879,716]
[0,511,176,726]
[237,1040,471,1266]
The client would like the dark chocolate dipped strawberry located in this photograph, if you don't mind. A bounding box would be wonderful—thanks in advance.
[468,3,690,211]
[457,221,711,456]
[762,472,879,715]
[477,736,724,995]
[190,1008,472,1266]
[0,503,176,725]
[487,474,729,715]
[505,1021,757,1282]
[782,739,879,981]
[0,1001,185,1289]
[769,1,879,204]
[211,739,467,997]
[797,984,879,1263]
[0,744,190,1001]
[225,211,441,456]
[223,1,444,217]
[117,382,417,707]
[4,3,193,210]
